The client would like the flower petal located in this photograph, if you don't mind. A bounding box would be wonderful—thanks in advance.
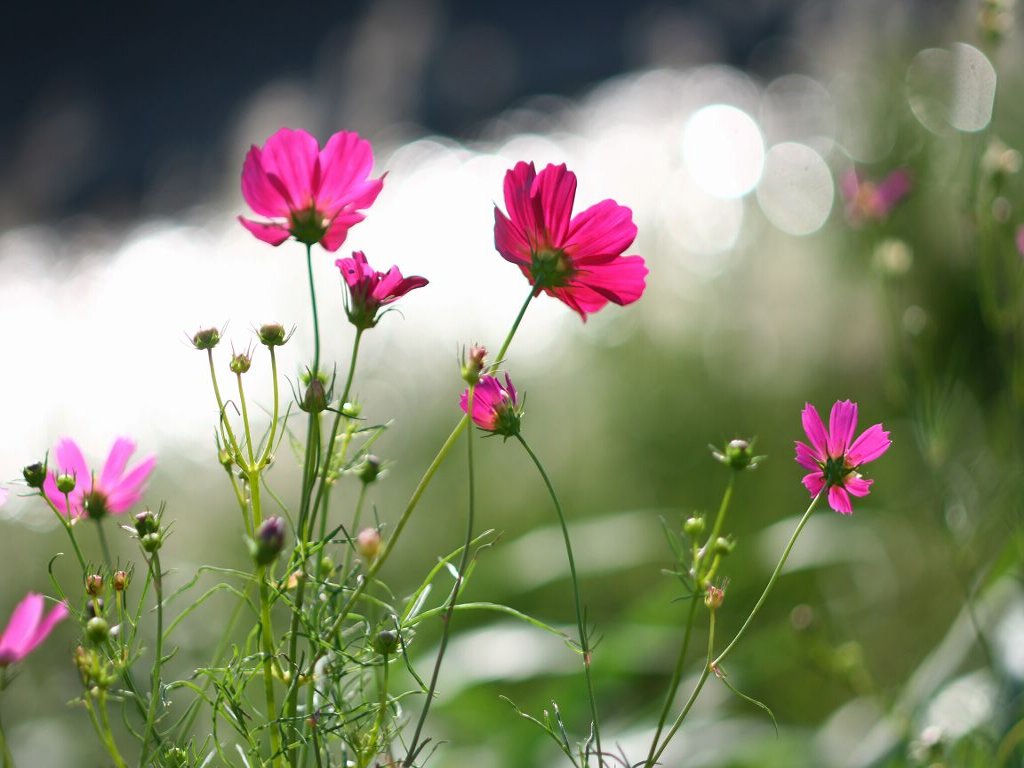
[316,131,376,213]
[794,441,821,471]
[572,255,647,307]
[565,199,637,264]
[502,162,544,250]
[0,593,43,660]
[534,163,577,247]
[105,455,156,514]
[239,217,290,246]
[320,211,366,252]
[258,128,319,211]
[828,485,853,515]
[22,601,68,657]
[827,400,858,457]
[241,146,291,218]
[800,404,829,458]
[100,438,136,491]
[876,169,911,213]
[843,476,873,497]
[802,471,826,497]
[847,424,891,466]
[54,439,90,483]
[494,208,533,266]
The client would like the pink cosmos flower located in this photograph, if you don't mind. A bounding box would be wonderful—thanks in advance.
[493,161,648,320]
[840,168,911,225]
[335,251,428,329]
[239,128,384,252]
[795,400,891,515]
[0,593,68,666]
[43,437,156,520]
[460,374,523,437]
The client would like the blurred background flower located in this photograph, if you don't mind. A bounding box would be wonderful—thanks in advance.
[2,0,1023,766]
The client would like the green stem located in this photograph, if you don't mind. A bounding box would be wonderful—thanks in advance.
[516,434,602,763]
[43,493,87,574]
[95,521,113,569]
[367,650,392,766]
[0,707,13,768]
[96,692,128,768]
[342,484,369,579]
[649,607,717,766]
[698,475,734,576]
[305,243,321,376]
[712,490,823,668]
[140,552,164,765]
[493,287,537,368]
[260,346,281,468]
[260,571,284,767]
[405,387,477,767]
[207,348,242,459]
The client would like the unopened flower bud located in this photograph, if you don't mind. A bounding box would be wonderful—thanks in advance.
[113,570,129,592]
[711,537,735,556]
[318,555,335,579]
[218,449,233,469]
[85,598,104,619]
[55,472,77,494]
[340,401,361,418]
[301,379,328,413]
[135,510,159,537]
[683,516,705,536]
[22,462,47,489]
[86,574,103,597]
[461,345,487,385]
[356,528,382,561]
[229,351,252,374]
[191,327,221,350]
[710,438,763,471]
[705,584,726,609]
[374,629,399,655]
[252,516,286,566]
[258,322,289,347]
[86,616,109,644]
[141,532,163,553]
[358,455,382,484]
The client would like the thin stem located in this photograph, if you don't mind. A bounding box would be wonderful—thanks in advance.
[42,493,87,573]
[95,521,113,569]
[342,483,369,579]
[305,243,321,376]
[493,287,537,368]
[699,475,734,574]
[237,372,257,470]
[207,348,242,459]
[516,434,602,763]
[0,708,13,768]
[405,386,477,767]
[367,651,392,766]
[96,692,128,768]
[260,571,284,767]
[649,607,717,766]
[140,552,164,765]
[260,346,281,468]
[713,490,823,668]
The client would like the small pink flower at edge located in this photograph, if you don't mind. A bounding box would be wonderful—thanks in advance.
[494,161,648,320]
[239,128,384,252]
[0,592,68,666]
[43,437,156,520]
[795,400,891,515]
[460,374,522,437]
[840,168,912,225]
[335,251,428,329]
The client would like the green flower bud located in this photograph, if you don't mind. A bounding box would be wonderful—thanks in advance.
[258,322,289,347]
[374,629,399,655]
[318,555,335,580]
[141,532,163,553]
[710,438,763,471]
[711,537,735,556]
[135,510,159,537]
[86,616,110,644]
[683,516,705,537]
[86,574,103,597]
[191,327,221,350]
[251,516,286,566]
[54,472,76,494]
[22,462,47,489]
[229,351,252,374]
[358,455,382,485]
[461,345,487,386]
[301,379,328,413]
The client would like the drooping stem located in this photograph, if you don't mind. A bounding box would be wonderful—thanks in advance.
[405,386,477,767]
[516,434,602,762]
[712,490,823,668]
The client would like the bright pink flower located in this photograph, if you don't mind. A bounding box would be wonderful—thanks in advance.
[335,251,428,329]
[43,437,156,520]
[460,374,522,437]
[840,168,911,225]
[239,128,384,252]
[0,592,68,666]
[795,400,891,515]
[493,161,648,320]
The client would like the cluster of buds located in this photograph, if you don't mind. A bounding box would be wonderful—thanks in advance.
[74,645,117,692]
[133,509,163,553]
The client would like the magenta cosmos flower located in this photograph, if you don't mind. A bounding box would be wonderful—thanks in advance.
[493,161,648,320]
[335,251,428,329]
[0,592,68,666]
[239,128,384,251]
[43,437,156,520]
[459,374,523,437]
[795,400,891,515]
[840,168,911,225]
